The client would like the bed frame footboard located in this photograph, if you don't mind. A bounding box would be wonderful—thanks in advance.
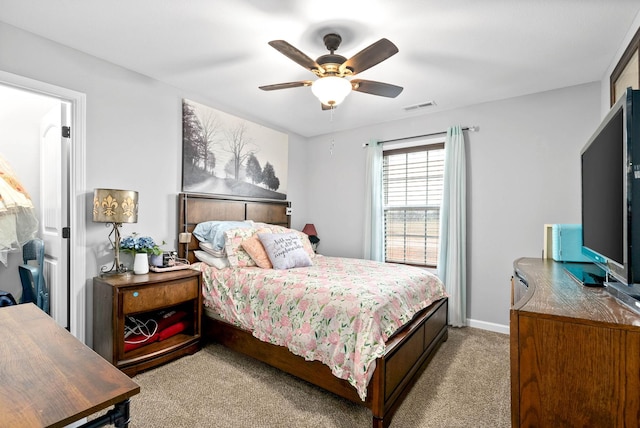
[203,297,448,428]
[370,298,448,427]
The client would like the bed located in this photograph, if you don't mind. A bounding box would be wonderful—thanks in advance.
[177,192,449,428]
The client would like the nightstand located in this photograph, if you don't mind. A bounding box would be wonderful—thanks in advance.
[93,269,202,376]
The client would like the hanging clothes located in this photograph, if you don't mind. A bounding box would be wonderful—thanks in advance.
[0,155,38,266]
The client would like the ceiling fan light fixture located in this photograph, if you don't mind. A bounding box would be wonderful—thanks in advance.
[311,76,352,106]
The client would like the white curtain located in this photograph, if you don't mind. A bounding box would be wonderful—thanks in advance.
[363,141,384,261]
[438,126,467,327]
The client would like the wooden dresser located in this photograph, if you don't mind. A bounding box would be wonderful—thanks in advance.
[511,258,640,427]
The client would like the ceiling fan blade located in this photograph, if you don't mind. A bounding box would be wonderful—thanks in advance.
[268,40,321,73]
[340,38,399,75]
[351,79,403,98]
[259,81,313,91]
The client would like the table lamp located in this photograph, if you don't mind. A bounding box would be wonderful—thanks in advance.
[93,188,138,275]
[302,223,320,252]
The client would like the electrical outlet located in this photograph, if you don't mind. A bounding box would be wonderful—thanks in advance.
[286,207,292,215]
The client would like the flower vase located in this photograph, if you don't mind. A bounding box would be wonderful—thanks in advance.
[133,253,149,275]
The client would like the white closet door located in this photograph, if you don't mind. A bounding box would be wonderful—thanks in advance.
[40,103,70,329]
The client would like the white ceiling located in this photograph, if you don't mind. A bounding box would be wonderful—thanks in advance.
[1,0,639,137]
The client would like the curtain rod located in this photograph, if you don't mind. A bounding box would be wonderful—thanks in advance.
[363,126,479,147]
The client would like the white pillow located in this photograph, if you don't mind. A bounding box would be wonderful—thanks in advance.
[257,232,312,270]
[199,242,226,258]
[194,250,230,269]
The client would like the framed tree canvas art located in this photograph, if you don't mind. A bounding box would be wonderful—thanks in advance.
[182,99,288,200]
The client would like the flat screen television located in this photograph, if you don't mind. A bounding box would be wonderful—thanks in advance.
[581,87,640,310]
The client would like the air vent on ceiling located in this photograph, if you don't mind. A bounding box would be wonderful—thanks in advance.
[404,101,436,111]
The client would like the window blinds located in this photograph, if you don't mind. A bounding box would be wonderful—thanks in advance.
[382,143,444,266]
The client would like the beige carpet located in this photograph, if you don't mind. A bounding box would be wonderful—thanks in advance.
[112,327,510,427]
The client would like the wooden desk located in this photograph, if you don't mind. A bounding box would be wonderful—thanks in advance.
[0,303,140,427]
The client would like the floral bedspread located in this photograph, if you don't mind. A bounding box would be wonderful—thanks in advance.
[194,255,447,400]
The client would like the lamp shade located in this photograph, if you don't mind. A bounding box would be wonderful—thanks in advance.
[302,223,318,237]
[93,189,138,224]
[311,76,352,106]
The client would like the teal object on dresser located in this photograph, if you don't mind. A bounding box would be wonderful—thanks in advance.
[551,224,591,262]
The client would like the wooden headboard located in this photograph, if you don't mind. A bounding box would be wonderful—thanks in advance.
[177,193,291,263]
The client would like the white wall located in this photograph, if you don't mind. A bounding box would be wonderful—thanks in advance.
[0,21,308,342]
[306,82,602,328]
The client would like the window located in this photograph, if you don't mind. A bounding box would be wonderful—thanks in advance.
[383,143,444,267]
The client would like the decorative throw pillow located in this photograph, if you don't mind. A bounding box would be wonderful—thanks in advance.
[252,222,315,258]
[257,232,312,270]
[296,231,316,258]
[241,233,272,269]
[224,227,258,267]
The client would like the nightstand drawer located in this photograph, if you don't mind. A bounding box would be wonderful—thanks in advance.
[122,277,199,314]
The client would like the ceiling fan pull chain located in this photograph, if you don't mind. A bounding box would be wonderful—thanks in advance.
[329,106,336,155]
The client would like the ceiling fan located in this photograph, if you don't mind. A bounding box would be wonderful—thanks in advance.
[259,33,403,109]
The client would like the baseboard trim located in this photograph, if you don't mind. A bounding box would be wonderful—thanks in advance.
[466,318,509,335]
